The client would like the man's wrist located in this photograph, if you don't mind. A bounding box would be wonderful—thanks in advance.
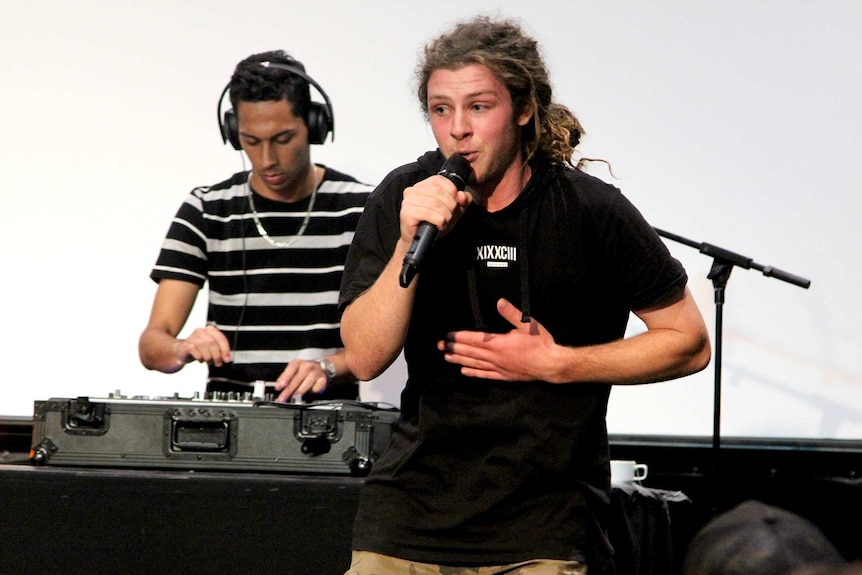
[317,357,337,383]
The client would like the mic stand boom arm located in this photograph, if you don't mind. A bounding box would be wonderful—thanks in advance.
[652,227,811,514]
[653,228,811,289]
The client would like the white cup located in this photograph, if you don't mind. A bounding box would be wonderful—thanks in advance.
[610,460,648,484]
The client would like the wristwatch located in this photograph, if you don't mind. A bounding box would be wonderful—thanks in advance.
[317,358,337,384]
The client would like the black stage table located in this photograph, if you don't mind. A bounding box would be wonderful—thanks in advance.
[0,465,361,574]
[0,464,682,575]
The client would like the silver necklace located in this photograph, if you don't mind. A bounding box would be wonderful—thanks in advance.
[246,168,318,248]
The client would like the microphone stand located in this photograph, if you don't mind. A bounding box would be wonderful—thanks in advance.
[653,228,811,513]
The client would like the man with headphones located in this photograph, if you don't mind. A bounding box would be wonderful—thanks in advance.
[139,50,372,402]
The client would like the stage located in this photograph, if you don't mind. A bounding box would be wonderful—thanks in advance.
[3,415,860,573]
[0,462,688,575]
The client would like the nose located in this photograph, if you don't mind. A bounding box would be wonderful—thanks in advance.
[450,108,472,140]
[260,142,278,167]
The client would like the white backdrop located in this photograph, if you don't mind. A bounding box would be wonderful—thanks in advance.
[2,0,860,439]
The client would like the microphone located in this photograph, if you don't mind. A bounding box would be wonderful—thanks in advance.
[399,155,472,288]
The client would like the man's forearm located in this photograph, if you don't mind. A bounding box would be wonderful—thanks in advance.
[138,329,186,374]
[341,240,416,381]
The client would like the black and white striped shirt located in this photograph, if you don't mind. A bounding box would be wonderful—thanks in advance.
[151,166,373,395]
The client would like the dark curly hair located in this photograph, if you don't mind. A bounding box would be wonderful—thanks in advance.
[229,50,312,123]
[416,16,585,167]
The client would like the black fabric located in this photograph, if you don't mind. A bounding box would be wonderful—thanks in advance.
[608,485,683,575]
[339,150,688,569]
[0,465,361,575]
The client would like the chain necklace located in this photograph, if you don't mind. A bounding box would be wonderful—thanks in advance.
[247,167,318,248]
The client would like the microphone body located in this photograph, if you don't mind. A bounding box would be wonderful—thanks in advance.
[399,155,471,288]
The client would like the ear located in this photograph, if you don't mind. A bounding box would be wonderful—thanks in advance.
[516,102,534,127]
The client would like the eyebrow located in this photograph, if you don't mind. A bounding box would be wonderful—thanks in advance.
[239,128,297,141]
[428,89,499,102]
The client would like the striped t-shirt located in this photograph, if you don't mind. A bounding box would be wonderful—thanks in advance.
[150,165,373,396]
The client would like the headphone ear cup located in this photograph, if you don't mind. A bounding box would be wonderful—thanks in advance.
[306,102,332,145]
[222,109,242,150]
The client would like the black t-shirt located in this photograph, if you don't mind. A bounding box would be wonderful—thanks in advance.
[339,150,687,568]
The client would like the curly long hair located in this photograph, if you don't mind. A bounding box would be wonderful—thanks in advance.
[416,16,585,168]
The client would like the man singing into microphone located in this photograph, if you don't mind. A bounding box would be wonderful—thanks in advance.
[338,15,711,575]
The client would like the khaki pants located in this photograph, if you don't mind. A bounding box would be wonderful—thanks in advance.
[345,551,588,575]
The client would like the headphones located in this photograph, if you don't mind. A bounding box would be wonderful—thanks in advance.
[217,62,335,149]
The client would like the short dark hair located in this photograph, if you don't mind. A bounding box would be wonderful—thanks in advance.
[416,15,584,166]
[228,50,312,124]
